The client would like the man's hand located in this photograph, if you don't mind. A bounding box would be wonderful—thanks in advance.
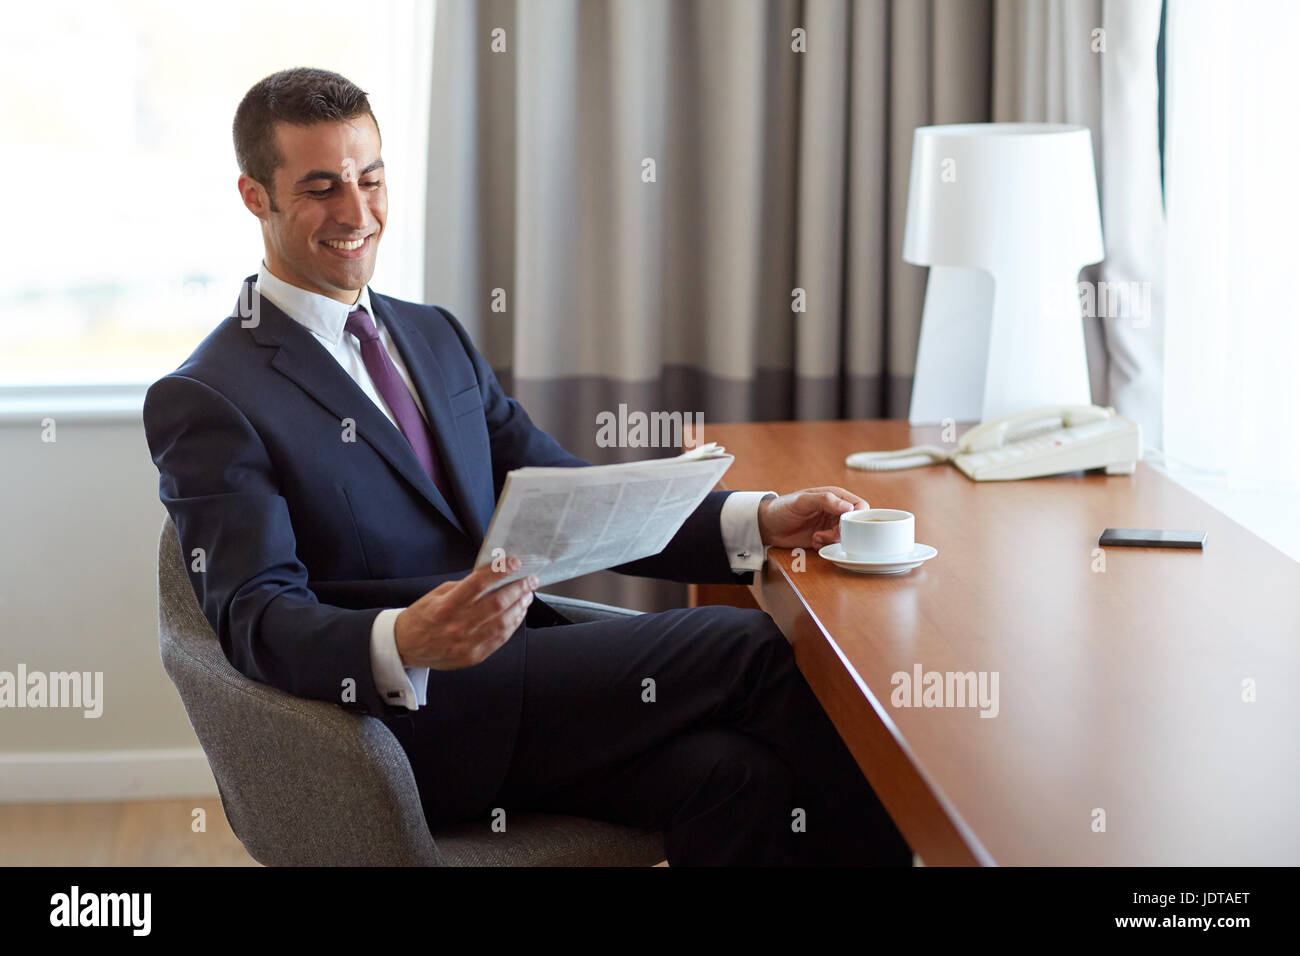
[394,558,539,670]
[757,486,868,550]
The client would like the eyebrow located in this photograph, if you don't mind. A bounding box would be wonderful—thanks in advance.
[294,159,385,186]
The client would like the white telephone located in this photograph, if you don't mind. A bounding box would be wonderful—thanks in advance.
[846,405,1141,481]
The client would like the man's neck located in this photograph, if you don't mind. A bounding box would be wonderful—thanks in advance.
[261,260,361,306]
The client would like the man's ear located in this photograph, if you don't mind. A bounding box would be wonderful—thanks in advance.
[238,174,274,220]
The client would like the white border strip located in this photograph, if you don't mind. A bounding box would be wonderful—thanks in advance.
[0,385,147,425]
[0,748,217,803]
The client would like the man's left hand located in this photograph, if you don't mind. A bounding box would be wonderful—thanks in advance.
[756,486,868,550]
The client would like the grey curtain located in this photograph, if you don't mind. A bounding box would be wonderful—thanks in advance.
[424,0,1161,611]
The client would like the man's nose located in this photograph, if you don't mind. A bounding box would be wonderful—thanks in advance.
[334,182,370,230]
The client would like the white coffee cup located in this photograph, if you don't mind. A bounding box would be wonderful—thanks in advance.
[839,508,915,559]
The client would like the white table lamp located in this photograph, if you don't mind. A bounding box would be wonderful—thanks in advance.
[903,123,1105,424]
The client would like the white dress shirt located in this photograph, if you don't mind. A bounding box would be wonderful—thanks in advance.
[255,265,775,711]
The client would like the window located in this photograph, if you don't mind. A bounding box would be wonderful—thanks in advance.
[1163,0,1300,560]
[0,0,435,387]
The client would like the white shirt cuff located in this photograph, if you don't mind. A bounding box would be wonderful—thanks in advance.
[369,607,428,710]
[719,491,777,573]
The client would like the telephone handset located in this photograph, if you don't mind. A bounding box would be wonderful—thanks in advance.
[846,404,1141,481]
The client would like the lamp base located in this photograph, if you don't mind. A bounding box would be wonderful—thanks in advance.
[909,266,1093,426]
[981,269,1093,421]
[908,266,993,425]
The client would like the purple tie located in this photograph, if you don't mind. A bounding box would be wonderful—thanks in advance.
[345,307,453,505]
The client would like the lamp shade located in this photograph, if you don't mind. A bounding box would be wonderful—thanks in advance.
[902,123,1106,424]
[903,123,1103,270]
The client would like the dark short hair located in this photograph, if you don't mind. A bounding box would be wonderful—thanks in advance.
[233,68,380,207]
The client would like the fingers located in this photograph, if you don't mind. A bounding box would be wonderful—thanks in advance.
[802,487,866,517]
[468,579,535,644]
[811,528,841,548]
[443,561,536,631]
[476,574,538,620]
[817,485,868,511]
[445,570,536,667]
[803,486,866,548]
[454,556,523,603]
[442,560,537,620]
[408,559,538,669]
[822,491,851,515]
[493,585,535,629]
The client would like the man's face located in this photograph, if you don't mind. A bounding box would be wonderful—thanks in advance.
[240,115,386,304]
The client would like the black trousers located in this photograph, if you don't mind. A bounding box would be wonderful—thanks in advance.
[489,604,911,866]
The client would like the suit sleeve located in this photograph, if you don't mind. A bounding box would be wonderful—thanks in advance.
[145,372,421,716]
[436,307,754,586]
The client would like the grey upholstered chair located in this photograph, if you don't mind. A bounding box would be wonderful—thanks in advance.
[156,516,665,866]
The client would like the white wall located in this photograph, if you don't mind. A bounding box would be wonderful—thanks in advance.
[0,401,215,800]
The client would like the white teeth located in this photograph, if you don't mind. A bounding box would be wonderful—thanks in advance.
[324,238,366,250]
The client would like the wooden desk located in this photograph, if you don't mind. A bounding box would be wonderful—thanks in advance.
[692,420,1300,865]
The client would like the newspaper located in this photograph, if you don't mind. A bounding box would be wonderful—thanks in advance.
[473,442,734,593]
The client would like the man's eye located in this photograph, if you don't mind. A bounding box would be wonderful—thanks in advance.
[362,180,383,189]
[306,187,332,197]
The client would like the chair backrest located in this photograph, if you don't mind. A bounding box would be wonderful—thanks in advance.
[156,515,443,866]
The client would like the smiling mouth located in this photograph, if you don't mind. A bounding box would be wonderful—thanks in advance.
[322,235,372,251]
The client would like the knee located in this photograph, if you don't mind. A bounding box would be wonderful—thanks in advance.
[712,607,794,684]
[712,607,789,657]
[694,728,793,806]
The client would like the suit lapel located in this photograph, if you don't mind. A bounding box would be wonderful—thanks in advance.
[244,279,468,536]
[370,293,487,543]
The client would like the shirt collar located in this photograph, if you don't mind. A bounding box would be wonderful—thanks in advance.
[254,263,374,345]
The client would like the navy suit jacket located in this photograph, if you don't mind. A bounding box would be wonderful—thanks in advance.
[144,276,753,819]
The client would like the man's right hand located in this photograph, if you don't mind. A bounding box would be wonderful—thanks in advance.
[393,558,539,670]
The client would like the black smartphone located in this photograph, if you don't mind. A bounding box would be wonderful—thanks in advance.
[1098,528,1207,549]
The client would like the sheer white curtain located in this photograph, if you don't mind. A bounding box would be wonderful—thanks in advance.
[1163,0,1300,559]
[993,0,1166,444]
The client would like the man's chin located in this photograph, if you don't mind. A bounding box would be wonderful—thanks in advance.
[317,261,377,297]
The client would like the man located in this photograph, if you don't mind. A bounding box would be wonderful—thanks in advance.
[144,67,910,866]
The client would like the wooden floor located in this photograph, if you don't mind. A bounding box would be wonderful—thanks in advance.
[0,798,259,867]
[0,799,919,866]
[7,799,923,867]
[0,798,670,866]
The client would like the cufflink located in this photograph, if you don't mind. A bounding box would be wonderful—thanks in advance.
[738,551,750,559]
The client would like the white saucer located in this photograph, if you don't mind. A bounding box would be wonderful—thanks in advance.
[818,542,937,574]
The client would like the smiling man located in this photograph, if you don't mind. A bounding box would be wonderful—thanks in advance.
[236,100,385,301]
[143,67,912,866]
